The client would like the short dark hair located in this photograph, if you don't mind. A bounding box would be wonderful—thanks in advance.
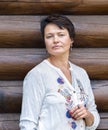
[40,14,75,40]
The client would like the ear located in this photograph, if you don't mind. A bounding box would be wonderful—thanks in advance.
[70,40,74,47]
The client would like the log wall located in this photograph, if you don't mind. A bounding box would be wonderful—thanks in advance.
[0,0,108,130]
[0,0,108,15]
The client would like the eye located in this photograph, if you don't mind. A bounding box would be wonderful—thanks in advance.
[59,33,65,37]
[46,35,53,39]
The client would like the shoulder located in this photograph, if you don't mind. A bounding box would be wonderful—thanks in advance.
[70,62,91,92]
[23,61,47,93]
[24,60,50,79]
[70,62,90,82]
[71,62,87,75]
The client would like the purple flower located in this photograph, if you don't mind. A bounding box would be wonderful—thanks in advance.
[71,122,77,129]
[57,77,64,84]
[66,110,71,118]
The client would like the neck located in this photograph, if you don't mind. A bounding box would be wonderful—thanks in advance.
[48,55,69,70]
[48,55,72,84]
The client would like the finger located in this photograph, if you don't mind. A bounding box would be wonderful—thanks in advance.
[74,108,88,120]
[74,110,85,119]
[71,108,81,118]
[76,112,88,120]
[71,106,86,119]
[70,104,82,116]
[69,105,78,115]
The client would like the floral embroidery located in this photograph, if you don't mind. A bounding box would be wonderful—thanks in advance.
[68,121,77,129]
[57,77,87,130]
[71,121,77,129]
[57,77,64,84]
[58,88,71,100]
[76,79,88,106]
[66,110,71,118]
[65,100,74,110]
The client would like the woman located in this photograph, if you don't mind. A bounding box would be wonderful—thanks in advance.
[19,14,100,130]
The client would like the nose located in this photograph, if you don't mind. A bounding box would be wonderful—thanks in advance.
[53,35,59,43]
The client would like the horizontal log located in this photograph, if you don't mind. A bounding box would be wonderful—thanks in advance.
[0,48,107,80]
[91,80,108,112]
[0,114,19,130]
[70,16,108,48]
[0,0,108,15]
[0,16,43,48]
[69,48,108,79]
[0,113,108,130]
[0,49,46,80]
[0,80,107,113]
[0,16,108,48]
[0,87,22,113]
[97,113,108,130]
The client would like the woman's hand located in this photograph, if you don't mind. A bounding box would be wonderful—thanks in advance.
[69,104,94,126]
[69,104,87,120]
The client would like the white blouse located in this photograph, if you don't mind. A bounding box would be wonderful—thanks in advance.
[19,60,100,130]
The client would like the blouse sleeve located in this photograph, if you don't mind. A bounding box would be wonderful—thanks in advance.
[19,69,46,130]
[82,70,100,130]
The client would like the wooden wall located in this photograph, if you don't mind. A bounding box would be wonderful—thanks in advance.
[0,0,108,129]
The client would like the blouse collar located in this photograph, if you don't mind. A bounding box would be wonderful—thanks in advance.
[44,59,73,72]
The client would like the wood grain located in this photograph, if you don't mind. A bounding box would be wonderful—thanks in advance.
[0,16,108,48]
[0,48,107,80]
[0,0,108,14]
[0,80,107,113]
[92,80,108,112]
[0,0,108,130]
[0,114,19,130]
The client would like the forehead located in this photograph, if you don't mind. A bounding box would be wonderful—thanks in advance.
[44,23,68,34]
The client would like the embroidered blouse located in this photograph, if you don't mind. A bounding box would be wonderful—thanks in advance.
[19,60,100,130]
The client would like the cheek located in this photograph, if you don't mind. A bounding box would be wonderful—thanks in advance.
[45,40,52,50]
[64,38,72,46]
[45,37,52,44]
[45,39,49,46]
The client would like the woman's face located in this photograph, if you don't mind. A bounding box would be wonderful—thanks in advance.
[44,23,73,57]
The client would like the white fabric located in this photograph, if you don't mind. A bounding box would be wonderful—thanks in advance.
[19,60,100,130]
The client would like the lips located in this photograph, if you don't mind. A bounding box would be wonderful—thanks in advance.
[52,45,61,49]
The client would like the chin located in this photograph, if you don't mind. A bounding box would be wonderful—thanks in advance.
[50,52,65,56]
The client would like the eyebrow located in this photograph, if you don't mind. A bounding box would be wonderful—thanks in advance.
[45,30,66,35]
